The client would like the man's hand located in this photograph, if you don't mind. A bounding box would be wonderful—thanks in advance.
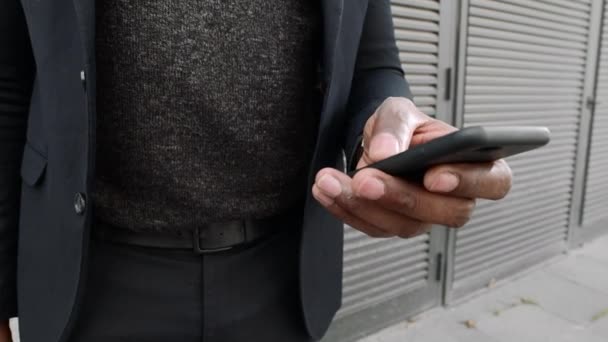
[312,97,512,238]
[0,321,12,342]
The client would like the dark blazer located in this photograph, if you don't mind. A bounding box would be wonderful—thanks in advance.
[0,0,412,340]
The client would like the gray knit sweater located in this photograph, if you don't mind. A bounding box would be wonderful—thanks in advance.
[93,1,322,233]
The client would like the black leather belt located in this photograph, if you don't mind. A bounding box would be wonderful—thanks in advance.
[93,216,291,254]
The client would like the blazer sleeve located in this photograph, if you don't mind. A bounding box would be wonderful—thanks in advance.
[344,0,414,169]
[0,0,35,321]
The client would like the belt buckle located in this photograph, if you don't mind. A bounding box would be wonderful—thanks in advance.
[193,226,233,254]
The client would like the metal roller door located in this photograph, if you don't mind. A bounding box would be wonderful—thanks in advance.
[324,0,457,340]
[582,2,608,232]
[392,0,440,116]
[447,0,595,301]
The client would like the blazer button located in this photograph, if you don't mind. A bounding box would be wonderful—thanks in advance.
[74,192,87,215]
[80,70,86,90]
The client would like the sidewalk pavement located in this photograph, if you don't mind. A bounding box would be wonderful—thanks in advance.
[360,234,608,342]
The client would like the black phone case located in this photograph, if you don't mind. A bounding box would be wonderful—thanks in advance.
[349,126,550,180]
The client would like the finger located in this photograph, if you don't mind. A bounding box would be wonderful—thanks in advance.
[314,168,431,238]
[352,168,477,228]
[329,184,432,238]
[424,159,513,200]
[313,168,393,238]
[312,184,393,238]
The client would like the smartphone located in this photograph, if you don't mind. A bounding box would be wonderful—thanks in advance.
[349,126,551,180]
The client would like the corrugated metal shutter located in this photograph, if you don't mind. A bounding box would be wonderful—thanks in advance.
[339,232,430,317]
[450,0,591,298]
[583,4,608,227]
[392,0,440,116]
[338,0,440,318]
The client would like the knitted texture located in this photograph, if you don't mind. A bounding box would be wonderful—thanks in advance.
[94,0,322,233]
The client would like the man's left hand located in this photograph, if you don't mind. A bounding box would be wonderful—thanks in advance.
[312,97,512,238]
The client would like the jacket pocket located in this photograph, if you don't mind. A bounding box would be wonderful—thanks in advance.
[20,143,47,186]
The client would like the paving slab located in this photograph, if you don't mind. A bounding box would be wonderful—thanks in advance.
[444,283,527,322]
[440,268,608,327]
[547,253,608,297]
[475,304,604,342]
[577,235,608,265]
[492,270,608,326]
[362,310,500,342]
[363,235,608,342]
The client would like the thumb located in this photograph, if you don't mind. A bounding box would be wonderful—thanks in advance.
[366,112,414,162]
[368,132,402,162]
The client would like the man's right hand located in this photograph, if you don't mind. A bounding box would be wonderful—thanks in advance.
[0,321,12,342]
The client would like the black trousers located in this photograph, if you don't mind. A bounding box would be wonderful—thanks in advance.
[67,226,313,342]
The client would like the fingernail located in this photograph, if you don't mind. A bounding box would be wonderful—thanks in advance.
[369,133,400,160]
[357,177,385,200]
[317,174,342,198]
[430,172,460,192]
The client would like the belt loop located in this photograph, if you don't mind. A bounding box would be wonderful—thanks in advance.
[193,226,204,254]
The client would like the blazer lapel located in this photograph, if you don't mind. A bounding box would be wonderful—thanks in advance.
[321,0,345,82]
[72,0,96,62]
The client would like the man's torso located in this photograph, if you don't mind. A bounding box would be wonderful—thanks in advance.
[93,0,323,233]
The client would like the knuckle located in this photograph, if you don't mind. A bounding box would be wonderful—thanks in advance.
[448,199,475,228]
[383,97,414,117]
[384,96,402,108]
[450,211,472,228]
[397,191,419,212]
[337,193,361,211]
[463,199,477,215]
